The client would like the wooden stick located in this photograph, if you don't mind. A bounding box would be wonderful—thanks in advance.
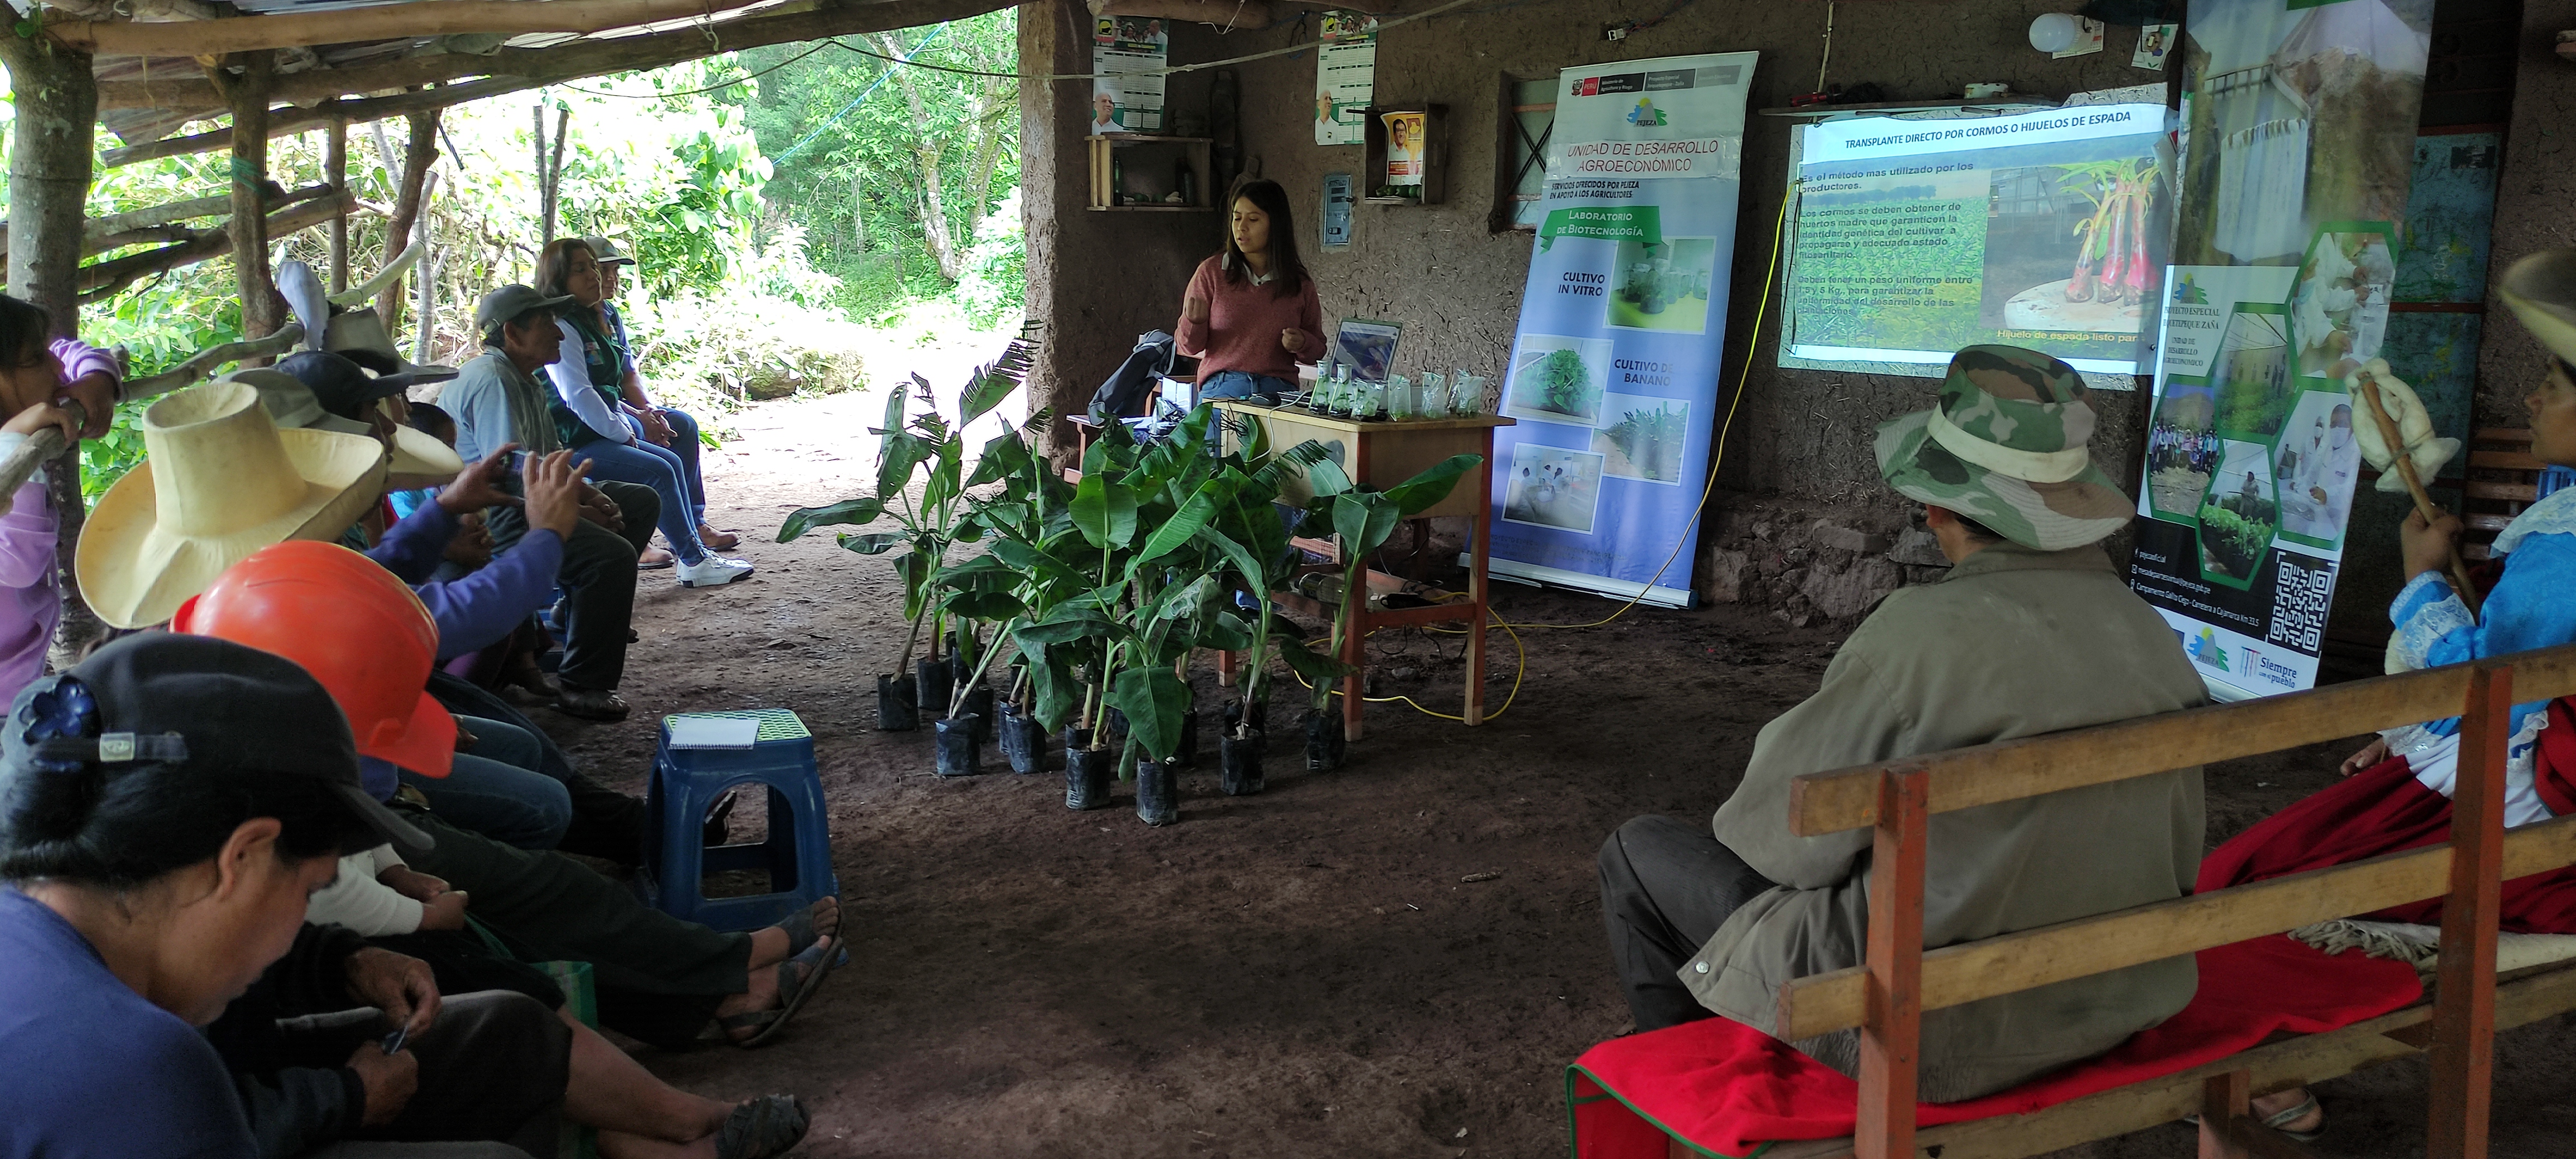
[75,189,354,304]
[116,324,307,403]
[333,239,425,308]
[0,402,84,517]
[2357,370,2482,617]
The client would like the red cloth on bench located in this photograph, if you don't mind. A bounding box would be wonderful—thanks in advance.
[1566,935,2420,1159]
[2197,716,2576,934]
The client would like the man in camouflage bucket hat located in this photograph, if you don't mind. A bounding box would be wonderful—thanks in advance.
[1874,344,2134,550]
[1596,345,2212,1102]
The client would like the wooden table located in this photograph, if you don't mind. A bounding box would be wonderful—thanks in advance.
[1210,400,1515,741]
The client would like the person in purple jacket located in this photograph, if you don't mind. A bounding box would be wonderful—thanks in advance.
[0,296,129,704]
[359,443,600,850]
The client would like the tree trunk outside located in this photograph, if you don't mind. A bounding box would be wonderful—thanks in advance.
[0,33,105,669]
[377,111,440,327]
[871,29,965,281]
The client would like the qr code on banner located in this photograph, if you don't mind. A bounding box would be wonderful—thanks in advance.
[2263,554,2335,655]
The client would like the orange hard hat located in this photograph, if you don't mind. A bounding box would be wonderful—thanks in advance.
[172,539,456,778]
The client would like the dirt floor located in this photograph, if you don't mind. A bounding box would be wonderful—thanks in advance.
[529,385,2576,1158]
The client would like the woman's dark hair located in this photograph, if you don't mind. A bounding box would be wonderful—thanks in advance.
[0,682,373,888]
[533,237,599,301]
[1221,178,1307,300]
[0,295,53,372]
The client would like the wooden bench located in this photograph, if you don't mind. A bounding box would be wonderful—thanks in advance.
[1717,641,2576,1159]
[2461,427,2543,562]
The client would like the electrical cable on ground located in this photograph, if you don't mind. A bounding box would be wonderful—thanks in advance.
[1485,189,1788,632]
[1302,192,1788,724]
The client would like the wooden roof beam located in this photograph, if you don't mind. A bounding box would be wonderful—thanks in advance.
[96,0,1012,164]
[53,0,777,58]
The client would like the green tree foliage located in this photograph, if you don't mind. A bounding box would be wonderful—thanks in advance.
[733,10,1021,319]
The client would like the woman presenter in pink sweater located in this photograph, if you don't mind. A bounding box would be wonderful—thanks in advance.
[1175,179,1327,403]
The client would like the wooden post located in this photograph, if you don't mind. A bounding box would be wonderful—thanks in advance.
[0,31,106,669]
[2428,661,2510,1159]
[377,111,440,328]
[2199,1072,2252,1159]
[326,117,350,293]
[1856,765,1929,1159]
[217,51,286,345]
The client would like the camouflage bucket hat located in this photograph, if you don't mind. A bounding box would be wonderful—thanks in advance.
[1875,345,2134,551]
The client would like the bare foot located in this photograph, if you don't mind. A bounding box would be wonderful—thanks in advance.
[638,546,675,570]
[698,524,741,551]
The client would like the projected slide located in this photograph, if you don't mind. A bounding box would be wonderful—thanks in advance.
[1782,104,2172,376]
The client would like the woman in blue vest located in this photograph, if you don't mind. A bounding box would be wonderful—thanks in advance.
[534,238,750,588]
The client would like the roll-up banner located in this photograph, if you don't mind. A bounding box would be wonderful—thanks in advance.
[2128,0,2432,700]
[1490,52,1758,606]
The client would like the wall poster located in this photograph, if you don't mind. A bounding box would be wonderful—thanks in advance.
[1491,52,1758,606]
[1315,12,1378,145]
[2129,0,2433,700]
[1091,17,1168,135]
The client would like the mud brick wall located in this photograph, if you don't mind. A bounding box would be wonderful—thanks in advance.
[1023,0,2576,621]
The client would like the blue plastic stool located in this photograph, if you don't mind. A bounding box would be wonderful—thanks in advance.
[644,708,838,932]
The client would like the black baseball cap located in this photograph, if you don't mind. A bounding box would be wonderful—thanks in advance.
[280,350,414,418]
[3,634,431,855]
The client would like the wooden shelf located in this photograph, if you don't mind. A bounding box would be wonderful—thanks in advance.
[1087,134,1215,211]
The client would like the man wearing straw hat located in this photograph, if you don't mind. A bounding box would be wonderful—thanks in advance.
[1597,345,2209,1102]
[443,285,660,722]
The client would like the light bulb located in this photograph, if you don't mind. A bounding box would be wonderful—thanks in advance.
[2029,12,2079,52]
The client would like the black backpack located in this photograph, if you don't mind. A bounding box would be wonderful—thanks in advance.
[1087,330,1178,423]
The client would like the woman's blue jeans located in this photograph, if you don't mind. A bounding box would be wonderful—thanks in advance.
[622,408,706,523]
[397,715,570,850]
[1196,371,1294,443]
[576,420,708,564]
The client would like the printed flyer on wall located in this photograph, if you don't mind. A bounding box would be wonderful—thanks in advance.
[1314,12,1377,145]
[2128,0,2432,700]
[1091,17,1168,134]
[1491,51,1757,606]
[1781,103,2173,379]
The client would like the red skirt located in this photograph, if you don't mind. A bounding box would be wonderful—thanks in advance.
[2196,699,2576,933]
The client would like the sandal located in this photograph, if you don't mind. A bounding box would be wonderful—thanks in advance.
[638,547,676,570]
[700,525,742,552]
[719,938,839,1048]
[554,683,631,722]
[714,1094,808,1159]
[2183,1093,2325,1143]
[770,894,837,957]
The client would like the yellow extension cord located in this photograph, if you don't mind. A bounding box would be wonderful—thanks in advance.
[1300,194,1794,724]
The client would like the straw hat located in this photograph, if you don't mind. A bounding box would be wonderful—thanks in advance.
[76,379,389,628]
[2500,249,2576,367]
[324,306,457,386]
[229,368,461,490]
